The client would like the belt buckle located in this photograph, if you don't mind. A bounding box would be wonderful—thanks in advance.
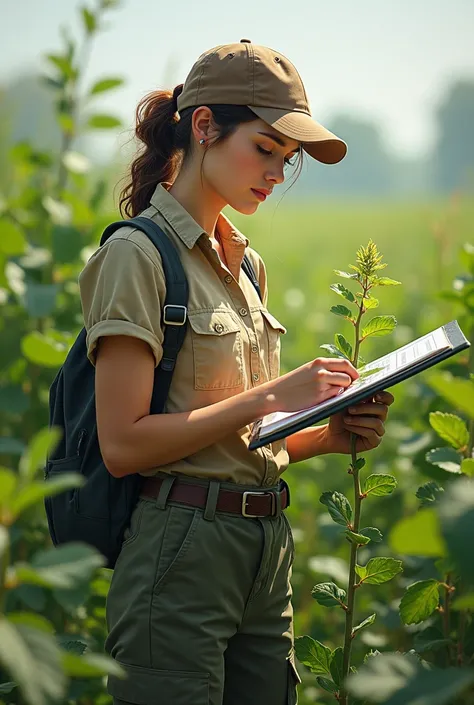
[242,491,268,518]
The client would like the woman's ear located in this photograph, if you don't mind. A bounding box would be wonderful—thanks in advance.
[191,106,220,145]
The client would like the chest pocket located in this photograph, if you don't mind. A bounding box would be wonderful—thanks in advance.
[188,310,243,390]
[260,309,287,380]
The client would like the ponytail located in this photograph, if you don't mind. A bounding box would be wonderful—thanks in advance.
[119,85,184,217]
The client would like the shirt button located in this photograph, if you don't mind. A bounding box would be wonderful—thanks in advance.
[253,373,259,382]
[214,323,224,333]
[239,307,248,316]
[251,345,258,353]
[265,477,275,486]
[224,275,233,284]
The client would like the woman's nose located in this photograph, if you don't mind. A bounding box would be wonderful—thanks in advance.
[265,164,285,185]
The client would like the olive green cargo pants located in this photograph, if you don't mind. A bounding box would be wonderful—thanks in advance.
[105,476,300,705]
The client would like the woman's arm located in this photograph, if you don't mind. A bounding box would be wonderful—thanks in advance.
[286,426,331,464]
[96,336,358,477]
[96,335,276,477]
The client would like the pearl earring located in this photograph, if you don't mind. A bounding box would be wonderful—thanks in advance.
[199,139,206,145]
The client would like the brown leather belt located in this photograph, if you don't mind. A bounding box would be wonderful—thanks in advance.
[140,476,290,518]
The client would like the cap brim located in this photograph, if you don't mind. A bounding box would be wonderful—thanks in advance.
[248,106,347,164]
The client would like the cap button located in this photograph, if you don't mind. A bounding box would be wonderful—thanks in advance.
[240,38,251,43]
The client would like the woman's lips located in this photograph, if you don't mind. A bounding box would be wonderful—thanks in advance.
[251,188,267,202]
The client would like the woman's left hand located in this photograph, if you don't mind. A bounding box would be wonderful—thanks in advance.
[322,391,395,454]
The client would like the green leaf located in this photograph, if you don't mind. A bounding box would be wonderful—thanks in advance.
[7,613,55,634]
[334,269,358,279]
[429,411,469,449]
[416,482,444,507]
[0,619,66,705]
[361,315,397,339]
[400,579,440,625]
[363,474,397,497]
[11,474,84,518]
[413,626,451,653]
[16,543,105,590]
[330,283,355,302]
[21,331,68,368]
[363,296,379,309]
[373,277,401,286]
[335,333,353,360]
[360,527,383,543]
[62,652,125,679]
[0,682,17,694]
[352,613,376,637]
[461,458,474,477]
[426,447,462,473]
[346,651,474,705]
[294,636,331,676]
[311,582,347,608]
[46,54,76,79]
[320,491,353,527]
[87,114,122,129]
[389,508,446,557]
[355,564,367,580]
[316,677,338,694]
[0,220,27,256]
[330,304,355,322]
[0,467,18,509]
[354,457,366,470]
[24,284,59,318]
[356,557,403,585]
[82,7,97,33]
[319,344,349,360]
[89,77,124,95]
[427,371,474,420]
[19,427,62,481]
[345,530,371,545]
[329,647,344,687]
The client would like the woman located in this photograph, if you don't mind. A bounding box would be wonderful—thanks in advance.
[79,40,394,705]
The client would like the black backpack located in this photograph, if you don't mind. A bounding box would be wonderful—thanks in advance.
[45,216,262,569]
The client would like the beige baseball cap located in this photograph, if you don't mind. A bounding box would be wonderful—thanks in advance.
[177,39,347,165]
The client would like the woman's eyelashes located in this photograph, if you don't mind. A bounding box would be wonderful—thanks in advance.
[256,145,297,167]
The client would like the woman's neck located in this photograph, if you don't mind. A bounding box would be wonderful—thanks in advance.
[168,169,226,239]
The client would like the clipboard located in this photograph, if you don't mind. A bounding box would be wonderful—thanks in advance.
[248,320,470,451]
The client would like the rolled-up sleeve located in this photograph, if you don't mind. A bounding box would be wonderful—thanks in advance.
[78,236,166,367]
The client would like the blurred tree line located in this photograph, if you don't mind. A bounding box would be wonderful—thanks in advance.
[0,68,473,200]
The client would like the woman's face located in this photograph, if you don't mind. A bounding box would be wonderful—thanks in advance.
[202,118,301,214]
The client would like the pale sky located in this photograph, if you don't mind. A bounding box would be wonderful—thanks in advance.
[1,0,473,158]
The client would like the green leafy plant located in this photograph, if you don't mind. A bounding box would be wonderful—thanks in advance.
[295,241,402,703]
[0,429,125,704]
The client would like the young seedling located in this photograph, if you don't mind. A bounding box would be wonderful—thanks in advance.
[295,240,403,704]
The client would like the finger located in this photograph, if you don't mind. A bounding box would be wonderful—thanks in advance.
[346,425,384,445]
[374,391,395,406]
[344,416,385,436]
[317,370,354,388]
[348,403,388,420]
[316,358,359,380]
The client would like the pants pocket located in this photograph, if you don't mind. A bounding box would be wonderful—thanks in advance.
[153,506,201,594]
[108,661,210,705]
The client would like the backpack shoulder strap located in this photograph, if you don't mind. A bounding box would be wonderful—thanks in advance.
[242,253,263,302]
[100,216,189,414]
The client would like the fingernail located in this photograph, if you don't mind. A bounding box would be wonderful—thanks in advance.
[375,394,382,401]
[345,417,353,423]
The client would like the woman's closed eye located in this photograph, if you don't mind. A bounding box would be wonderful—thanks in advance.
[256,145,297,166]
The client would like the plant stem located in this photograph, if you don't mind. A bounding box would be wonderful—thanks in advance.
[340,280,367,705]
[468,325,474,457]
[443,573,453,665]
[340,435,363,705]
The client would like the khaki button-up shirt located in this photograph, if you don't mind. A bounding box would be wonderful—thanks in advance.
[79,183,289,486]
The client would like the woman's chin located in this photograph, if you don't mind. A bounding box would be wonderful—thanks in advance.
[230,199,260,215]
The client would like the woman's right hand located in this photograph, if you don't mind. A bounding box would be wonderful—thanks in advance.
[263,358,359,413]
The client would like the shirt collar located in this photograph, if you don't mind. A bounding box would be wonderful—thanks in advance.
[149,183,249,250]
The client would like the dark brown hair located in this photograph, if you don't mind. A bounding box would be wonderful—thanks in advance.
[119,85,303,217]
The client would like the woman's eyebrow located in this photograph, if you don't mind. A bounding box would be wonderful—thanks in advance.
[256,131,300,153]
